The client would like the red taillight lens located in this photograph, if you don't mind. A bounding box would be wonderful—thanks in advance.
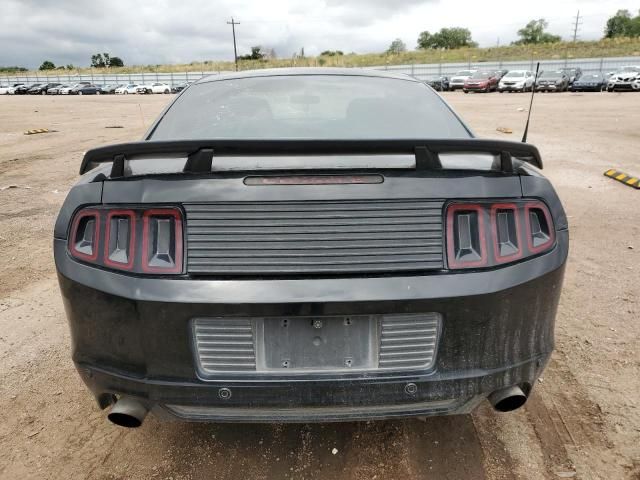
[490,203,522,263]
[104,209,136,270]
[69,209,100,262]
[525,202,555,254]
[68,206,183,275]
[447,200,554,270]
[142,208,183,274]
[446,204,487,269]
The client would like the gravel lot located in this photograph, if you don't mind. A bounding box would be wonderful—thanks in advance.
[0,92,638,480]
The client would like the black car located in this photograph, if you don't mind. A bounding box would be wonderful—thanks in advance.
[54,68,568,427]
[15,83,41,95]
[535,71,570,92]
[100,84,121,94]
[569,73,606,92]
[29,82,61,95]
[71,84,102,95]
[559,67,582,85]
[171,82,192,93]
[423,75,449,91]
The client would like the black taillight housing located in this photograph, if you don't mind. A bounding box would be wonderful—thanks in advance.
[68,206,183,275]
[446,200,555,270]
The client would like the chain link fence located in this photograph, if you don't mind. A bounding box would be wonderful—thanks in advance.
[367,56,639,80]
[1,56,638,86]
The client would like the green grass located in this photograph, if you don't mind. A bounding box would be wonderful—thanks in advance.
[13,37,640,76]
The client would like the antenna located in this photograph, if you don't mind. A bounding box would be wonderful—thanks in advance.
[522,62,540,143]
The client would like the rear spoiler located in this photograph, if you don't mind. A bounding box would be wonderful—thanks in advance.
[79,139,543,177]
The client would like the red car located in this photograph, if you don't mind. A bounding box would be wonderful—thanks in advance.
[463,71,499,93]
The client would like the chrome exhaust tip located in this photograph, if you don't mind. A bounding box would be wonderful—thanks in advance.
[107,397,148,428]
[488,386,527,412]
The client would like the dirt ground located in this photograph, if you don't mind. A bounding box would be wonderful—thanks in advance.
[0,91,638,480]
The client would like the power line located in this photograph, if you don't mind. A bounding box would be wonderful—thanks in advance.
[571,10,583,42]
[227,17,240,71]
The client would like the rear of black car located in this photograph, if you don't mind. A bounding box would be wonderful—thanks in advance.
[54,69,568,426]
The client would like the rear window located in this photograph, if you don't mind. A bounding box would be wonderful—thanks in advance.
[150,75,471,140]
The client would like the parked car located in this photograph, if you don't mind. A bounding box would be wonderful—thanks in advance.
[423,75,449,91]
[100,84,122,94]
[535,71,570,92]
[463,71,499,93]
[60,82,91,95]
[606,66,640,92]
[449,70,477,90]
[171,82,193,93]
[15,83,41,95]
[569,73,606,92]
[47,84,70,95]
[29,83,61,95]
[136,84,153,94]
[54,68,567,428]
[494,69,509,80]
[0,84,16,94]
[498,70,535,92]
[71,84,102,95]
[116,84,139,94]
[559,67,582,85]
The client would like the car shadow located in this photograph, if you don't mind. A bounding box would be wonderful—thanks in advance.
[135,411,510,480]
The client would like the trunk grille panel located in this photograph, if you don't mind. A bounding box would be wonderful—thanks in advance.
[184,200,444,275]
[378,314,440,370]
[194,318,256,373]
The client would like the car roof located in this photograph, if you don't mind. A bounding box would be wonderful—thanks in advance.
[195,67,420,85]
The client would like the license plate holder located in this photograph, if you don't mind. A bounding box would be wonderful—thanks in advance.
[258,316,377,372]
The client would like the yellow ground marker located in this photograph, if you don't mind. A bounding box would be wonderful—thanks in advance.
[604,169,640,189]
[24,128,50,135]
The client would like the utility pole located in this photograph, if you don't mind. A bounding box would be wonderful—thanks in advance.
[571,10,582,42]
[227,17,240,71]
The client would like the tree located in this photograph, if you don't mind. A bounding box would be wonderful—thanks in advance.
[605,9,640,38]
[387,38,407,54]
[91,53,106,68]
[238,46,265,61]
[91,53,123,67]
[417,27,476,49]
[320,50,344,56]
[417,31,435,49]
[66,64,75,70]
[109,56,124,67]
[514,19,561,45]
[39,60,55,70]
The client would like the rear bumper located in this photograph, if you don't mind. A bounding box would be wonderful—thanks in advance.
[498,85,525,91]
[55,231,567,421]
[463,85,489,91]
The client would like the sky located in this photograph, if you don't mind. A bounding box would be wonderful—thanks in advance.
[1,0,638,69]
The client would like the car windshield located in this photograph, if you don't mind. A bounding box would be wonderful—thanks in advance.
[150,74,471,140]
[504,72,525,78]
[581,74,602,80]
[455,70,474,76]
[470,72,491,79]
[540,71,562,79]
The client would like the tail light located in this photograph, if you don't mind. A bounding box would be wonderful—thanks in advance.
[68,206,183,275]
[446,200,555,269]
